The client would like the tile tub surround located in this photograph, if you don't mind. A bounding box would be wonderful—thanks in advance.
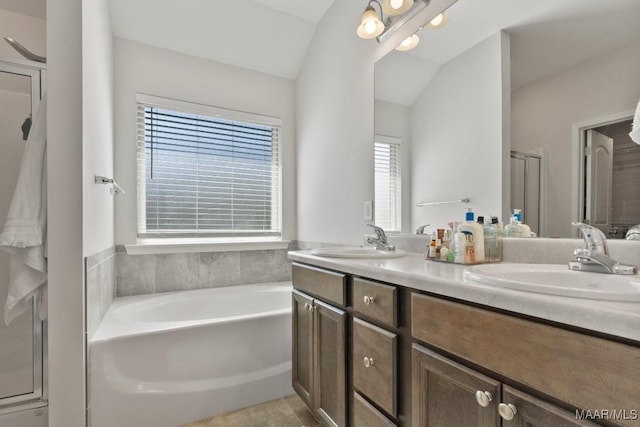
[116,247,293,296]
[85,247,116,338]
[288,250,640,342]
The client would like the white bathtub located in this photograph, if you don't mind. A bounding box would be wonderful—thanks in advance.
[88,282,293,427]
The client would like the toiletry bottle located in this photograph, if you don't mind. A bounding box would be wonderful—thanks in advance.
[509,208,532,238]
[515,209,532,238]
[458,208,485,262]
[504,210,523,237]
[453,230,466,263]
[465,233,475,264]
[428,232,437,259]
[483,217,500,262]
[492,216,503,236]
[436,229,444,259]
[442,228,454,261]
[491,216,503,261]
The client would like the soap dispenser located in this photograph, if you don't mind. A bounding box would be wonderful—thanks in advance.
[512,208,533,237]
[504,210,523,237]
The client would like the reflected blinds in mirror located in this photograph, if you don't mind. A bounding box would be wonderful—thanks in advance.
[375,135,401,232]
[136,94,282,238]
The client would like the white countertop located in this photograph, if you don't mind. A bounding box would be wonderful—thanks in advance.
[288,251,640,343]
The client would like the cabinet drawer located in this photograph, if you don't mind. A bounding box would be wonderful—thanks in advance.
[353,278,397,328]
[502,385,599,427]
[353,318,397,417]
[292,263,346,306]
[354,392,396,427]
[412,293,640,427]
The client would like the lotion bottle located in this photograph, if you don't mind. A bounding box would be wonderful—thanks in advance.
[457,208,485,262]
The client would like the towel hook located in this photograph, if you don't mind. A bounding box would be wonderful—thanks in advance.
[95,175,125,196]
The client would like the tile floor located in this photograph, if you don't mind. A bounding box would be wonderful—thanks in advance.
[182,394,319,427]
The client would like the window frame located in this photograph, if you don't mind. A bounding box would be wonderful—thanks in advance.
[374,134,402,232]
[135,93,283,242]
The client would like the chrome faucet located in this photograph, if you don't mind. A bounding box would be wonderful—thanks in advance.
[568,222,637,275]
[415,224,430,234]
[366,224,396,251]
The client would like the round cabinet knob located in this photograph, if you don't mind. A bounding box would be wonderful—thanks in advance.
[498,403,517,421]
[474,390,493,407]
[363,295,375,306]
[304,303,313,312]
[363,356,374,368]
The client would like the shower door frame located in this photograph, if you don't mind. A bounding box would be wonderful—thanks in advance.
[510,150,543,236]
[0,58,47,413]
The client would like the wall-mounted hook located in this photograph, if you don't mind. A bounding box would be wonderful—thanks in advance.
[95,175,125,195]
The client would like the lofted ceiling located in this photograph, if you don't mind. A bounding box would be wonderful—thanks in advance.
[376,0,640,105]
[108,0,336,80]
[3,0,639,104]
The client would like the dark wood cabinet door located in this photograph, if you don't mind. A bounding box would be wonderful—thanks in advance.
[412,344,500,427]
[292,290,314,410]
[501,386,599,427]
[314,299,347,427]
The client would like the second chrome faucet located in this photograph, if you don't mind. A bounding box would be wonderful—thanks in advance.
[366,224,396,251]
[568,222,637,275]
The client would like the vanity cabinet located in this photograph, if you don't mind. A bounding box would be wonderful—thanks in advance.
[411,292,639,427]
[292,264,347,427]
[291,258,640,427]
[411,344,597,427]
[412,344,500,427]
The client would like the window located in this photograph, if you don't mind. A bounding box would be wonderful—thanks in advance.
[374,135,401,232]
[136,94,282,239]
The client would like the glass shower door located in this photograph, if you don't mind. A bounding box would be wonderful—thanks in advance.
[0,63,44,407]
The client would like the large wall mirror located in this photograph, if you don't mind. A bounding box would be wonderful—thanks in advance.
[374,0,640,239]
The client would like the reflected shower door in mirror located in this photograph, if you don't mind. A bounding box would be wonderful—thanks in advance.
[0,61,44,407]
[374,0,640,237]
[510,151,541,237]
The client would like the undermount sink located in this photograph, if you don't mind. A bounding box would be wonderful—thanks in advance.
[311,247,407,259]
[463,263,640,301]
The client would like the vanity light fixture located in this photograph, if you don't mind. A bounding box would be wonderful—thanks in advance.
[381,0,414,16]
[357,0,430,43]
[426,11,448,28]
[395,34,420,51]
[356,1,385,39]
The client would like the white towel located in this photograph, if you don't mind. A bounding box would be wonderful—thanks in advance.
[631,99,640,144]
[0,96,47,325]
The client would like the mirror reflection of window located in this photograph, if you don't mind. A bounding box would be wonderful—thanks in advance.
[374,135,401,232]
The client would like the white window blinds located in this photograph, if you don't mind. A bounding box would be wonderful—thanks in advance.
[136,94,282,238]
[374,135,401,232]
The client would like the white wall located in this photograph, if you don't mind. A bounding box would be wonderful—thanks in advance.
[0,10,46,62]
[296,0,456,245]
[47,0,85,424]
[83,0,115,256]
[113,38,297,245]
[295,2,378,246]
[512,39,640,237]
[374,100,412,233]
[410,32,510,231]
